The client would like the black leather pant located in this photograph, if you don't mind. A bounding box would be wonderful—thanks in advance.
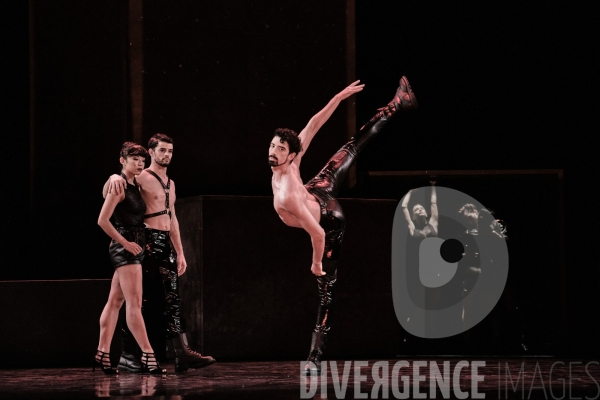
[304,110,395,333]
[122,228,184,347]
[142,229,184,336]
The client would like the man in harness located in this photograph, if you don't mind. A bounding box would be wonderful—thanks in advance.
[106,133,215,372]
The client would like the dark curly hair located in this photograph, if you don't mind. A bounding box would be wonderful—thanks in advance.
[273,128,302,156]
[458,203,507,238]
[120,141,148,159]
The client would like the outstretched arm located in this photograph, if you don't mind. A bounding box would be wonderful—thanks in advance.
[429,181,438,233]
[401,190,416,237]
[293,80,364,167]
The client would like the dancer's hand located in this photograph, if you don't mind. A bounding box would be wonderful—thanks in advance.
[177,254,187,276]
[108,174,127,195]
[336,80,365,101]
[311,262,326,276]
[123,241,143,256]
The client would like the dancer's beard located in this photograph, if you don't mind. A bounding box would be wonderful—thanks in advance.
[268,157,284,167]
[155,158,171,167]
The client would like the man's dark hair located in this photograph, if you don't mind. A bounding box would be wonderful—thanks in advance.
[273,128,302,156]
[120,141,148,159]
[458,203,507,238]
[458,203,477,218]
[148,133,174,150]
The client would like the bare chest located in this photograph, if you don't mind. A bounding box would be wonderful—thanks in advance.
[273,195,301,228]
[141,181,173,211]
[272,182,320,228]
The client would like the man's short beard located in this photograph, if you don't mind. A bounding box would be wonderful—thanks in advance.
[269,157,285,167]
[155,159,170,167]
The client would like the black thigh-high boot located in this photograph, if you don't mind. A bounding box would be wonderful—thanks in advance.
[303,200,344,376]
[358,75,418,139]
[305,265,338,375]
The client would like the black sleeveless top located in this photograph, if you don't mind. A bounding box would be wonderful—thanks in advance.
[111,174,146,228]
[413,223,437,238]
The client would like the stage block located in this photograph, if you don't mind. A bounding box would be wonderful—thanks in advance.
[0,279,117,368]
[177,195,401,360]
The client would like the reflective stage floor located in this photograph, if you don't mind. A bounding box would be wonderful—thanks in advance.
[1,358,598,399]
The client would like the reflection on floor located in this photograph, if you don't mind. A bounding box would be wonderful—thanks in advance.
[0,359,598,399]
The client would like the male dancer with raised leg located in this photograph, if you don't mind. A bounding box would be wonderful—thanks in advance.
[268,77,418,374]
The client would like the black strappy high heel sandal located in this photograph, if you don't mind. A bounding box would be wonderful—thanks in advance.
[93,350,118,375]
[140,351,166,374]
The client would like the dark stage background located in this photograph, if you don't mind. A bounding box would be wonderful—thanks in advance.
[9,0,599,361]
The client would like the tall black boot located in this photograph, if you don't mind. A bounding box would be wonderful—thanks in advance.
[357,75,418,143]
[304,331,327,375]
[169,333,216,372]
[118,328,143,373]
[304,270,336,376]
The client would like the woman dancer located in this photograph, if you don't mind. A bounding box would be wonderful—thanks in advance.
[400,181,438,238]
[95,142,165,374]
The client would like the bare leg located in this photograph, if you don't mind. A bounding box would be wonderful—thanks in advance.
[98,271,125,352]
[117,264,154,353]
[117,264,166,374]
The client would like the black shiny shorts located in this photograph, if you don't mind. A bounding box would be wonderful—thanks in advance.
[108,226,146,269]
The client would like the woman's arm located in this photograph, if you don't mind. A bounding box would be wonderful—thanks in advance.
[429,181,438,233]
[401,190,416,237]
[97,191,143,255]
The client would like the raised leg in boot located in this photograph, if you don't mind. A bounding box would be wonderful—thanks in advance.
[305,76,418,199]
[359,76,418,133]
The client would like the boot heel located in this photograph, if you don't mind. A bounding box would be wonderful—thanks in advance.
[304,331,327,375]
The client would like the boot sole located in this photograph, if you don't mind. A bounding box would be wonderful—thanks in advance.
[118,364,143,373]
[175,358,216,372]
[118,357,143,373]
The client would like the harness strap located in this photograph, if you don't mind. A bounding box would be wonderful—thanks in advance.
[143,169,172,220]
